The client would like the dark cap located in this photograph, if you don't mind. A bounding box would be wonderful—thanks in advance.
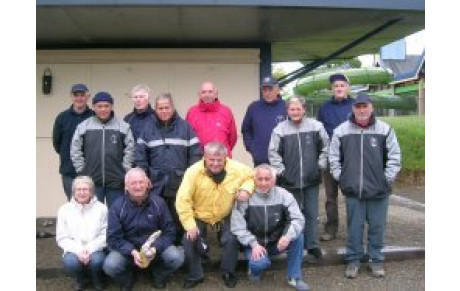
[92,92,114,105]
[261,76,279,87]
[353,92,372,105]
[71,84,88,93]
[329,73,349,84]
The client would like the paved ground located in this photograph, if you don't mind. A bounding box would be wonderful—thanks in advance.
[37,258,425,290]
[37,185,424,290]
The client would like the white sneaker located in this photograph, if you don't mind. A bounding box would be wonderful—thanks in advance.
[287,278,310,291]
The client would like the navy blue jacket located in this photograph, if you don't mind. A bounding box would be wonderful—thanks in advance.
[135,112,202,197]
[316,96,354,137]
[124,104,155,142]
[52,105,94,176]
[241,97,286,165]
[107,192,176,256]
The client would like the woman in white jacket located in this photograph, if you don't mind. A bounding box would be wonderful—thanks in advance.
[56,176,108,291]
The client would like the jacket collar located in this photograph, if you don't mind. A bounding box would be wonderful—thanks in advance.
[132,104,154,116]
[154,111,178,127]
[330,95,352,104]
[198,99,220,112]
[260,95,283,106]
[70,196,98,210]
[70,105,91,115]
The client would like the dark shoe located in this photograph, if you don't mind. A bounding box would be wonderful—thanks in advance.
[183,277,204,289]
[247,269,260,285]
[74,278,84,291]
[222,273,237,288]
[94,283,104,291]
[120,284,133,291]
[152,279,167,289]
[320,233,336,241]
[307,247,323,260]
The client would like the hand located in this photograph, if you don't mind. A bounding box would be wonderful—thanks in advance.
[277,236,291,252]
[236,190,250,202]
[186,227,200,241]
[144,247,157,260]
[251,243,267,262]
[78,250,90,265]
[131,249,143,268]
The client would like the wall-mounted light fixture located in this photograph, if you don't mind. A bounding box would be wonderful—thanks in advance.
[42,67,52,95]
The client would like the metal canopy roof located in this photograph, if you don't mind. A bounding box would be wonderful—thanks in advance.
[36,1,425,62]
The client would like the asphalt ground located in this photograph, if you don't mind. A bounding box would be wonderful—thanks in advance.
[37,185,425,290]
[37,258,425,290]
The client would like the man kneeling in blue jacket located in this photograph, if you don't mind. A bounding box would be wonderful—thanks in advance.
[231,164,310,291]
[103,168,184,290]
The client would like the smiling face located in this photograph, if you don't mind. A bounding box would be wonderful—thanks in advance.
[93,101,112,122]
[287,99,306,124]
[155,97,174,123]
[198,82,217,103]
[71,91,89,112]
[255,167,275,194]
[204,152,226,174]
[352,103,374,125]
[125,170,150,203]
[261,85,279,103]
[332,80,349,100]
[73,181,92,204]
[131,89,150,111]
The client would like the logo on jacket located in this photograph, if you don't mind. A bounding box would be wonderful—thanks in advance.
[305,135,312,145]
[369,137,378,147]
[111,134,118,144]
[276,115,285,123]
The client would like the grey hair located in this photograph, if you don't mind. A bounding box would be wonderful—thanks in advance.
[204,142,228,156]
[155,92,175,110]
[125,167,149,184]
[72,176,95,197]
[130,84,151,98]
[286,95,307,110]
[254,164,277,179]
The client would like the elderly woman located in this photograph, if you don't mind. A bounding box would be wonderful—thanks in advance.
[56,176,108,291]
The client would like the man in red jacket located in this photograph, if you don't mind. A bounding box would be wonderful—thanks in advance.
[186,81,237,157]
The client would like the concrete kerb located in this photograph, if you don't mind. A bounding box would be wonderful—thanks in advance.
[36,243,424,279]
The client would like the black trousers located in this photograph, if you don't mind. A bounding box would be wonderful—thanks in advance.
[182,216,239,280]
[323,163,340,235]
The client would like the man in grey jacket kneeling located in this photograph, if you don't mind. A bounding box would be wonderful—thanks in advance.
[231,164,310,291]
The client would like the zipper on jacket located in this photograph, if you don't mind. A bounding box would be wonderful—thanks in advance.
[102,124,105,187]
[264,204,268,246]
[297,129,303,191]
[359,130,364,199]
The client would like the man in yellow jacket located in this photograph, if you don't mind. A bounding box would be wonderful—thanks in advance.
[176,142,255,289]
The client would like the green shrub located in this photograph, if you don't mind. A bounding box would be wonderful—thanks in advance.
[380,116,425,172]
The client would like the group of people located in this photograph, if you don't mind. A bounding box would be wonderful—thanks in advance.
[53,75,401,291]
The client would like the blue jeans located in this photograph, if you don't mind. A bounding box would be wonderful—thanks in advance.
[61,175,74,201]
[95,187,124,207]
[289,185,320,250]
[345,196,389,264]
[244,235,304,280]
[103,246,184,287]
[62,251,106,287]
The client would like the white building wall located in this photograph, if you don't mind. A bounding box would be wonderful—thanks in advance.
[37,49,260,217]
